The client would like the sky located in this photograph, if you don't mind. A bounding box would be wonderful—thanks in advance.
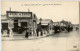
[1,1,79,24]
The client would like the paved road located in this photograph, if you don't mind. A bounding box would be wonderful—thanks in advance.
[2,30,79,51]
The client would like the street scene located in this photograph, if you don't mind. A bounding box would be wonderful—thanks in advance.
[2,29,79,51]
[1,1,79,51]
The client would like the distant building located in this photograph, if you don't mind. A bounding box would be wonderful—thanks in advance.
[60,20,73,27]
[73,24,79,29]
[53,22,60,26]
[1,15,8,31]
[60,20,68,26]
[37,19,53,30]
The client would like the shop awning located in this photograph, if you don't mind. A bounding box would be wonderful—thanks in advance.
[41,24,48,25]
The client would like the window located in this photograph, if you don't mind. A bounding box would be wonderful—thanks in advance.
[9,13,11,15]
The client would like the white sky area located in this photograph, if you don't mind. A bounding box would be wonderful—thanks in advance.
[1,1,79,24]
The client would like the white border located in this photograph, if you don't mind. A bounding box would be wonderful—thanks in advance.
[0,1,79,51]
[1,0,79,1]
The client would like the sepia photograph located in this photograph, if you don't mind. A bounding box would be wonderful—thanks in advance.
[1,1,79,51]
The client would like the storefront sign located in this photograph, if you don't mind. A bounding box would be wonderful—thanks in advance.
[7,11,32,18]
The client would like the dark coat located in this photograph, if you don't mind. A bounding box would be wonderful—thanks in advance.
[25,30,29,38]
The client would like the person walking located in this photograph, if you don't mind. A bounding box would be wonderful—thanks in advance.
[25,28,29,38]
[9,28,13,37]
[36,28,39,37]
[41,30,43,36]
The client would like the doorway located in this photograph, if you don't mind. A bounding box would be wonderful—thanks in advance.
[21,22,27,32]
[13,20,18,32]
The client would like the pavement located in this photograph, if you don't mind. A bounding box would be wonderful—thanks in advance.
[1,30,79,51]
[1,32,49,41]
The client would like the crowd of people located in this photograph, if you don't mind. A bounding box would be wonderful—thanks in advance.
[25,24,74,38]
[2,23,78,38]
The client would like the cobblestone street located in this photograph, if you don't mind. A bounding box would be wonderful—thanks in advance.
[2,30,79,51]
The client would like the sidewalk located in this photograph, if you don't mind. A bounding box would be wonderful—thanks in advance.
[1,30,55,41]
[1,33,48,41]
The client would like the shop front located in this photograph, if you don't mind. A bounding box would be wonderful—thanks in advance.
[1,11,38,36]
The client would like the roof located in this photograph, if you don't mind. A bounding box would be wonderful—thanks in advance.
[1,15,9,23]
[1,20,8,23]
[37,19,53,25]
[53,22,59,25]
[7,11,32,13]
[1,15,7,20]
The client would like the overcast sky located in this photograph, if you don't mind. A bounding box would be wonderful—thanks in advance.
[1,1,79,24]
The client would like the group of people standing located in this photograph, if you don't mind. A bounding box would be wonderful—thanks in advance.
[1,23,74,38]
[25,28,44,38]
[25,27,51,38]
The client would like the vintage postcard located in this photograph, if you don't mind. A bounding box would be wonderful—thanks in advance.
[1,1,79,51]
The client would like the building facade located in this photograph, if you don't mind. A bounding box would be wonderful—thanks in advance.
[37,19,53,30]
[37,19,53,35]
[1,11,38,35]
